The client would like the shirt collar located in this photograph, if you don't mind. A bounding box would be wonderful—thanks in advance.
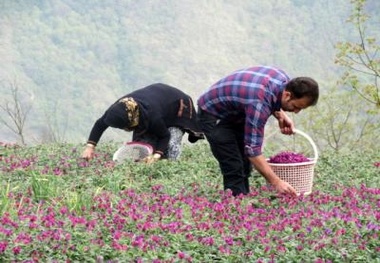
[273,84,285,112]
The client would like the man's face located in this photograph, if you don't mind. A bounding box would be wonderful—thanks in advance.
[281,91,311,113]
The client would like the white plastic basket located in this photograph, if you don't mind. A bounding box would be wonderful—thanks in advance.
[267,129,318,195]
[113,142,153,163]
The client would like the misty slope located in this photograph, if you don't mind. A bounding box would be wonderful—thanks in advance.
[0,0,373,144]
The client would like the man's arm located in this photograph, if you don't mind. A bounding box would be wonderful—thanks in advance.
[273,109,294,135]
[249,154,297,196]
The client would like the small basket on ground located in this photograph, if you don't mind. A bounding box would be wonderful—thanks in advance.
[113,142,153,163]
[267,129,318,195]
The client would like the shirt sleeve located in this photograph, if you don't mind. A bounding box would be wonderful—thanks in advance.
[87,113,110,146]
[244,102,272,157]
[148,118,171,154]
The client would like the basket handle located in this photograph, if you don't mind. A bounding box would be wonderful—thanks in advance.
[293,129,318,161]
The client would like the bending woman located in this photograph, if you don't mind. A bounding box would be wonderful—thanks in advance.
[82,83,204,162]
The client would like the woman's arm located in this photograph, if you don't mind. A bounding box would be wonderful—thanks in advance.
[139,118,171,163]
[82,116,109,160]
[149,118,171,156]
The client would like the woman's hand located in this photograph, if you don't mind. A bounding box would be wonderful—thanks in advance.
[141,153,161,164]
[82,144,95,161]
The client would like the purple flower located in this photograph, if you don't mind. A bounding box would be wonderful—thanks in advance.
[0,241,8,253]
[269,151,310,163]
[12,246,21,255]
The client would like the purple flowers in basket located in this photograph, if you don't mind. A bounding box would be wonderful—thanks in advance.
[269,151,310,164]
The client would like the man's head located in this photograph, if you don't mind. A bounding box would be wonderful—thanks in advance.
[281,77,319,113]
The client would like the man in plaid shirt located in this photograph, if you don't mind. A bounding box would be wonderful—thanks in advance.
[197,66,319,196]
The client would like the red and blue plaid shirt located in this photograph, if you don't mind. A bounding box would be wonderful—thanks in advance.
[198,66,290,157]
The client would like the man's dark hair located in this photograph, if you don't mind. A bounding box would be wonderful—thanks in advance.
[285,77,319,106]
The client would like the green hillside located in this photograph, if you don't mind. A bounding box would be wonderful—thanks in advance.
[0,0,379,148]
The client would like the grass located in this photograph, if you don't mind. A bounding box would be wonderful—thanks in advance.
[0,141,379,262]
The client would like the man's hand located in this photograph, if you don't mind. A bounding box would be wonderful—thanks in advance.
[272,179,297,196]
[249,155,297,197]
[274,110,294,135]
[82,144,95,161]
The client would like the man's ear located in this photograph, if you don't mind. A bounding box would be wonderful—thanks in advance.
[282,90,292,101]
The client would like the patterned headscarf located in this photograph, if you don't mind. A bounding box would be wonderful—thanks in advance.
[118,97,139,130]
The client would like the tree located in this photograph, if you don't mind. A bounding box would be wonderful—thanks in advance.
[335,0,380,110]
[295,0,380,153]
[0,79,33,145]
[298,86,379,153]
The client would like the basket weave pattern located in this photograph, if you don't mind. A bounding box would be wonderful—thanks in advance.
[269,161,316,195]
[267,129,318,195]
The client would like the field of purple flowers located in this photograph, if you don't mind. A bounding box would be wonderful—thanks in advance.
[0,141,379,262]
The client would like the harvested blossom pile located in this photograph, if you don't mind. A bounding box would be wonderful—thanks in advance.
[269,151,310,164]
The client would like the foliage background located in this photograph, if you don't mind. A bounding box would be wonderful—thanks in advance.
[0,0,379,150]
[0,142,379,261]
